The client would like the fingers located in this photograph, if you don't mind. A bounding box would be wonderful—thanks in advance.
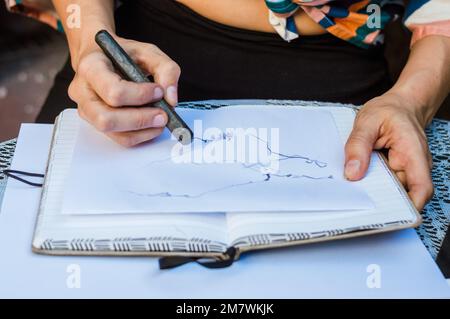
[106,128,165,147]
[404,152,434,211]
[394,171,407,186]
[75,82,168,132]
[130,42,181,106]
[77,52,164,107]
[80,99,168,133]
[408,184,433,212]
[393,166,432,211]
[342,94,434,210]
[70,77,167,146]
[386,127,433,211]
[344,114,380,181]
[69,40,180,147]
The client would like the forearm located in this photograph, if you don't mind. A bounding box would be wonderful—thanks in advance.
[52,0,115,69]
[389,35,450,127]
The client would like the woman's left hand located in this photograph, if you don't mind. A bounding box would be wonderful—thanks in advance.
[344,91,434,211]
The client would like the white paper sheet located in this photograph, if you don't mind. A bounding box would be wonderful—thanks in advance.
[1,116,449,298]
[62,106,373,214]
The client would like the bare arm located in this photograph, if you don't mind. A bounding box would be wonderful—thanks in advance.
[53,0,115,69]
[390,35,450,127]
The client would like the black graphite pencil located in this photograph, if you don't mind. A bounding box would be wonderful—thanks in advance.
[95,29,193,145]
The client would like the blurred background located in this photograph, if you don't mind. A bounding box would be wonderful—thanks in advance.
[0,1,67,141]
[0,1,448,141]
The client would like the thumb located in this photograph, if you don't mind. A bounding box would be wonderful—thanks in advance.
[344,119,379,181]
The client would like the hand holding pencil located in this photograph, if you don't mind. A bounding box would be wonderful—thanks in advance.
[95,30,193,144]
[68,30,192,146]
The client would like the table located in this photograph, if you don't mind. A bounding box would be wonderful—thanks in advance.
[1,99,450,277]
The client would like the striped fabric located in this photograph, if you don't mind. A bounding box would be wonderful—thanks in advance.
[4,0,450,48]
[403,0,450,46]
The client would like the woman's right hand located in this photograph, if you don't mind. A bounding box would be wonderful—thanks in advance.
[68,35,181,147]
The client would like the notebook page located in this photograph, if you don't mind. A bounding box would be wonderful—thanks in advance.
[227,107,418,245]
[33,110,228,253]
[61,106,374,215]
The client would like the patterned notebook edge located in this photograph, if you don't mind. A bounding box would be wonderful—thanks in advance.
[33,218,416,257]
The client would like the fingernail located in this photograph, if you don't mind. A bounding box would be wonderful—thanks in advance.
[166,85,178,106]
[345,160,360,180]
[154,87,164,100]
[153,114,166,127]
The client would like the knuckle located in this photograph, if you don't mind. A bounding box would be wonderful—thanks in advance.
[402,158,413,169]
[77,58,91,77]
[135,113,150,130]
[157,60,181,80]
[104,86,124,107]
[139,43,162,60]
[167,61,181,76]
[145,43,160,53]
[390,154,408,170]
[349,133,367,144]
[346,133,368,150]
[94,112,115,132]
[135,85,153,104]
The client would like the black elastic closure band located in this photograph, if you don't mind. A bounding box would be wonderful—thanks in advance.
[159,247,237,270]
[1,170,45,187]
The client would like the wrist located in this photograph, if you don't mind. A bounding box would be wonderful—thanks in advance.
[70,24,116,71]
[385,87,432,127]
[53,0,116,71]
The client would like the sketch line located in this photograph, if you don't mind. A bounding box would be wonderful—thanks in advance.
[125,174,333,199]
[246,133,328,168]
[144,132,329,168]
[126,180,260,199]
[130,131,334,200]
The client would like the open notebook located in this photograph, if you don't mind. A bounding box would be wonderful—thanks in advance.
[32,104,421,265]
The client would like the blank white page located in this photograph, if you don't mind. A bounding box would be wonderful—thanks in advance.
[61,106,374,215]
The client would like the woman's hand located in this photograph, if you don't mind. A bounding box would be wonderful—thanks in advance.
[68,35,181,147]
[344,91,433,211]
[52,1,177,146]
